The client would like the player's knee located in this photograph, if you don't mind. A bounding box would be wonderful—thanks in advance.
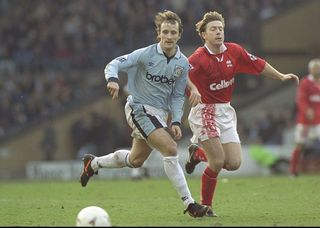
[224,160,241,171]
[208,158,224,171]
[161,141,177,157]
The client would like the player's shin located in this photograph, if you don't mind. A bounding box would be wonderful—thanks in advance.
[91,149,132,170]
[163,156,194,207]
[201,167,218,206]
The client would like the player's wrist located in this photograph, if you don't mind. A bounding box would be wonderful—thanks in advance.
[172,121,181,127]
[107,77,119,83]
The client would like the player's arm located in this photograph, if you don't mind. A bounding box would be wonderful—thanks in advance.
[187,77,202,107]
[104,48,144,100]
[261,62,299,85]
[170,68,188,141]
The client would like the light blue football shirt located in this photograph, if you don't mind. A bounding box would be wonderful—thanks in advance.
[104,43,189,124]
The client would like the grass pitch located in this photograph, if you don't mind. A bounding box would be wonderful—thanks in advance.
[1,175,320,226]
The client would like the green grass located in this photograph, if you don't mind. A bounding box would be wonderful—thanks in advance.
[1,175,320,226]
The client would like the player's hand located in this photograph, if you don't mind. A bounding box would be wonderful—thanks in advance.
[306,108,314,121]
[107,82,119,100]
[171,125,182,141]
[282,73,299,85]
[189,89,202,107]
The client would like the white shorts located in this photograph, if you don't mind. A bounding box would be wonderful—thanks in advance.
[125,101,168,140]
[294,124,320,144]
[188,103,240,144]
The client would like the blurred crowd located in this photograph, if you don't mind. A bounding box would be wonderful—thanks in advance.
[237,108,296,145]
[0,0,302,147]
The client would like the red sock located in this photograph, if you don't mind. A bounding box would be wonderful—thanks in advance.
[194,147,207,162]
[289,148,301,175]
[201,167,218,207]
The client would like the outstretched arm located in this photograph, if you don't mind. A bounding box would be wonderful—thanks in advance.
[261,62,299,85]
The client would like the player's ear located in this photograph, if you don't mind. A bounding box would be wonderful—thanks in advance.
[200,31,206,41]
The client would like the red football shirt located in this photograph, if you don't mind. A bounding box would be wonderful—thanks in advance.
[296,75,320,124]
[188,42,266,104]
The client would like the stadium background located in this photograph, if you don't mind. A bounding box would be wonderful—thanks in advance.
[0,0,319,180]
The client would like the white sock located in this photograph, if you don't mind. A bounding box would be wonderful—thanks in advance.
[163,156,194,208]
[91,149,133,171]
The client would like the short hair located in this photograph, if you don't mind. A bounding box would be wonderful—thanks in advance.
[195,11,225,36]
[308,58,320,71]
[154,10,183,35]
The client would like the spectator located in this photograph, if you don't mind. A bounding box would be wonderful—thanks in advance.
[40,118,57,160]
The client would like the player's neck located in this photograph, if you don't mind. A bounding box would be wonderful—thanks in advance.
[205,43,223,54]
[162,46,177,58]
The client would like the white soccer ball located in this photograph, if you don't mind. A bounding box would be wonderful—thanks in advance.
[76,206,111,227]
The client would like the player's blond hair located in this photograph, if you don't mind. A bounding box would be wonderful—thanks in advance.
[308,58,320,71]
[196,11,225,42]
[154,10,183,37]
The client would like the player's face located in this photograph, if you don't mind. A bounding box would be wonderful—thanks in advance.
[158,21,181,55]
[310,63,320,79]
[202,21,224,47]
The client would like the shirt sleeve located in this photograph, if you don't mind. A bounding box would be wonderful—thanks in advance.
[236,45,266,75]
[170,66,188,124]
[104,48,145,82]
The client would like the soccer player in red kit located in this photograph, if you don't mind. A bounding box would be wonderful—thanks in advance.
[289,58,320,177]
[184,11,299,217]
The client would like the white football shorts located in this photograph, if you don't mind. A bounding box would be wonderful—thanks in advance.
[294,123,320,144]
[188,102,240,144]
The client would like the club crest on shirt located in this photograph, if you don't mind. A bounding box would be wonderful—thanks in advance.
[174,65,184,77]
[226,60,233,67]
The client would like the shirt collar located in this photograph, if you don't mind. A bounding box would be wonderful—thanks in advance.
[204,43,227,55]
[157,43,181,59]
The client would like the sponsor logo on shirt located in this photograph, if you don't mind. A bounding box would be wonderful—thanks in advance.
[209,78,235,91]
[146,72,175,85]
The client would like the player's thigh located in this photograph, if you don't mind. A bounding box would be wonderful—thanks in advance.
[125,101,168,140]
[129,138,153,167]
[222,142,242,170]
[147,128,177,157]
[200,137,225,172]
[295,124,308,144]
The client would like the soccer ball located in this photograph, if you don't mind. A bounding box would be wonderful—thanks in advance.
[76,206,111,227]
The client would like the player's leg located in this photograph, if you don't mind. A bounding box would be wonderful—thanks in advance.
[92,138,152,169]
[198,137,224,216]
[289,124,307,176]
[185,143,207,174]
[185,103,211,174]
[222,142,242,171]
[80,138,152,187]
[289,144,303,176]
[147,128,209,217]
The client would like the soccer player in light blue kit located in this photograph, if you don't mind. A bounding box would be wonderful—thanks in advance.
[80,10,208,217]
